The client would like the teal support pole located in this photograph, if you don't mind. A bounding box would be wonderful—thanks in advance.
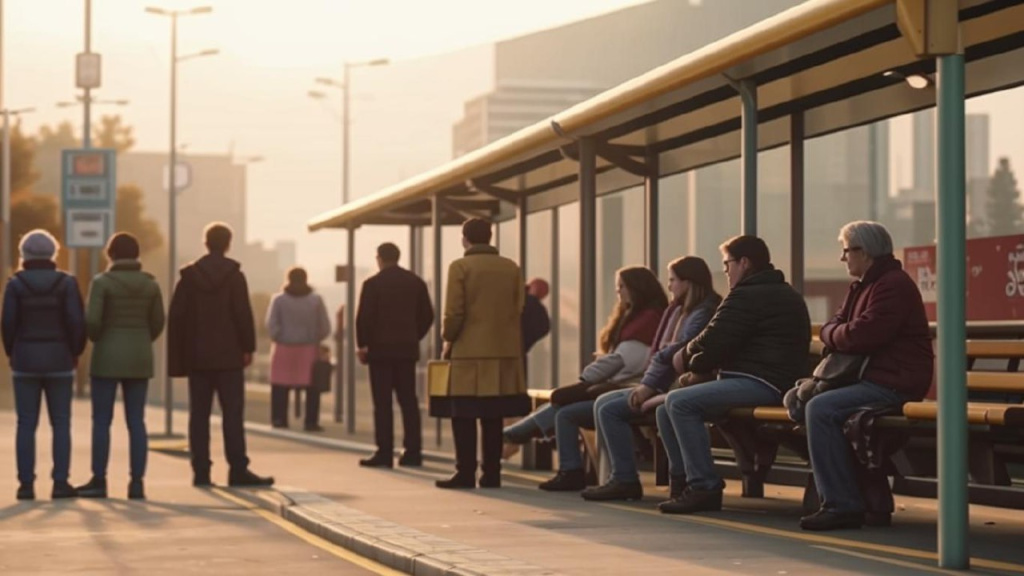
[735,78,758,236]
[936,52,969,570]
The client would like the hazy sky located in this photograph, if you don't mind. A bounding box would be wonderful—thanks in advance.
[4,0,649,252]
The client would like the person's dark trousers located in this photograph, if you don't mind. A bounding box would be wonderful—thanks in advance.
[91,378,148,481]
[188,370,250,475]
[13,375,74,484]
[450,417,502,477]
[304,388,321,427]
[368,361,421,455]
[270,385,289,425]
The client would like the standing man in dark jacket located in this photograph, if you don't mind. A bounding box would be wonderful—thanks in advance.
[657,235,810,515]
[801,221,933,531]
[2,230,86,500]
[521,278,551,359]
[168,222,273,487]
[356,242,434,468]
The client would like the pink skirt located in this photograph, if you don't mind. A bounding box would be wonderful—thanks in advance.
[269,343,318,387]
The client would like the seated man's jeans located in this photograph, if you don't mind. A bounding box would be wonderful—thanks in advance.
[661,377,781,491]
[805,380,902,513]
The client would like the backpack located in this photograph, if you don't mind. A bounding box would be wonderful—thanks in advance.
[13,272,68,342]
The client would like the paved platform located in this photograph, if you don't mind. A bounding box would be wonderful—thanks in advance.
[4,398,1024,575]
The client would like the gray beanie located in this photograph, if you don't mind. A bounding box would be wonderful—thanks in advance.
[19,229,59,262]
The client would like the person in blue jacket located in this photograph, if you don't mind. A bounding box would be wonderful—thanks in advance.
[2,230,87,501]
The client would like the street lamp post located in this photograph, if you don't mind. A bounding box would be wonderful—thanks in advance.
[2,107,34,284]
[311,58,388,432]
[146,4,216,437]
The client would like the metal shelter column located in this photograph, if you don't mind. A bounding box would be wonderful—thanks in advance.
[550,208,560,389]
[431,196,444,447]
[936,51,968,570]
[518,195,528,276]
[790,112,805,294]
[579,138,597,369]
[644,151,660,272]
[344,226,357,433]
[734,79,758,236]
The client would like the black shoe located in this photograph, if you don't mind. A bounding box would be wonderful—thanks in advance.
[16,482,34,501]
[865,512,892,527]
[228,469,275,487]
[128,479,145,500]
[479,473,501,488]
[435,473,476,489]
[76,476,108,499]
[539,469,586,492]
[581,479,644,501]
[398,452,422,467]
[659,487,722,514]
[799,509,865,531]
[359,452,394,468]
[669,475,688,500]
[193,470,213,487]
[271,420,288,429]
[51,482,78,499]
[303,424,324,432]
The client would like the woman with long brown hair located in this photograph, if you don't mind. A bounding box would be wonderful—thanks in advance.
[502,266,668,489]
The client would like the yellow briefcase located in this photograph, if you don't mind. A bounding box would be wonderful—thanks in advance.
[427,360,451,397]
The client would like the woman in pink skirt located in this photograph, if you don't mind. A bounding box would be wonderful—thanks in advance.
[266,267,332,431]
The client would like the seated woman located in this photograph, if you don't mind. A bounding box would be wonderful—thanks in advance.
[800,221,932,531]
[581,256,721,501]
[502,267,666,490]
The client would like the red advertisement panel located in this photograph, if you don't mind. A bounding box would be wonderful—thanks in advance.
[903,234,1024,321]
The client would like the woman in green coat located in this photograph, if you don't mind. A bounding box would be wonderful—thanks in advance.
[77,233,165,500]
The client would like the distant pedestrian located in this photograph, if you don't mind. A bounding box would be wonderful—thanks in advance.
[433,219,528,489]
[356,242,434,468]
[266,266,331,431]
[76,233,165,500]
[168,222,273,488]
[521,278,551,359]
[2,229,86,500]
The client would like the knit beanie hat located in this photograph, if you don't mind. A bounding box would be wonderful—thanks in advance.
[670,256,713,288]
[19,229,59,262]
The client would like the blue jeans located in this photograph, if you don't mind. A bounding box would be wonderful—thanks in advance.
[594,388,639,482]
[662,377,782,491]
[553,400,596,471]
[805,380,902,513]
[504,404,558,440]
[13,375,74,484]
[91,378,149,481]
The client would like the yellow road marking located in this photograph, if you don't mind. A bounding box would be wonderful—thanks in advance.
[812,545,963,575]
[211,488,405,576]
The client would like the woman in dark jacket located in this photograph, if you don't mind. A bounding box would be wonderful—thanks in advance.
[77,233,165,500]
[800,221,933,532]
[1,230,86,500]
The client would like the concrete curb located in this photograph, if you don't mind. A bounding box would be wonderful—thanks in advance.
[229,486,560,576]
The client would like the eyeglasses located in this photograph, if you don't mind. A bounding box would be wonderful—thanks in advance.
[841,246,863,257]
[722,259,737,272]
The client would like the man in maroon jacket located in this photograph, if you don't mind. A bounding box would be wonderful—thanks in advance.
[802,221,933,531]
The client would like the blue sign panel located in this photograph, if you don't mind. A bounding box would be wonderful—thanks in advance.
[62,148,116,248]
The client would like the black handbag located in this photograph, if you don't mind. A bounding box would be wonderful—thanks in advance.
[813,352,870,387]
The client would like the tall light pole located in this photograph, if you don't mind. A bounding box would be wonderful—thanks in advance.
[310,57,389,432]
[146,4,216,437]
[2,107,33,283]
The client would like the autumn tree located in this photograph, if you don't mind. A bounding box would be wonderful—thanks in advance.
[92,115,135,152]
[116,184,163,253]
[986,157,1024,236]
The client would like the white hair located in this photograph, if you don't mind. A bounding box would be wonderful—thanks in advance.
[838,221,893,258]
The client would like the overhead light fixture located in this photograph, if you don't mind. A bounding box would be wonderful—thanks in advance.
[883,70,933,90]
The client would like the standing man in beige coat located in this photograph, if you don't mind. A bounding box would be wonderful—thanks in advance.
[432,218,529,489]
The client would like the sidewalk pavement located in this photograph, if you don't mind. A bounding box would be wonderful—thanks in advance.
[0,407,398,576]
[7,398,1024,575]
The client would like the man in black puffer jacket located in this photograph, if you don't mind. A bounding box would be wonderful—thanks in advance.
[657,235,810,515]
[168,222,273,488]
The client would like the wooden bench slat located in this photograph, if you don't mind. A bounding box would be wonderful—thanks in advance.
[901,401,1024,426]
[965,339,1024,359]
[967,372,1024,393]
